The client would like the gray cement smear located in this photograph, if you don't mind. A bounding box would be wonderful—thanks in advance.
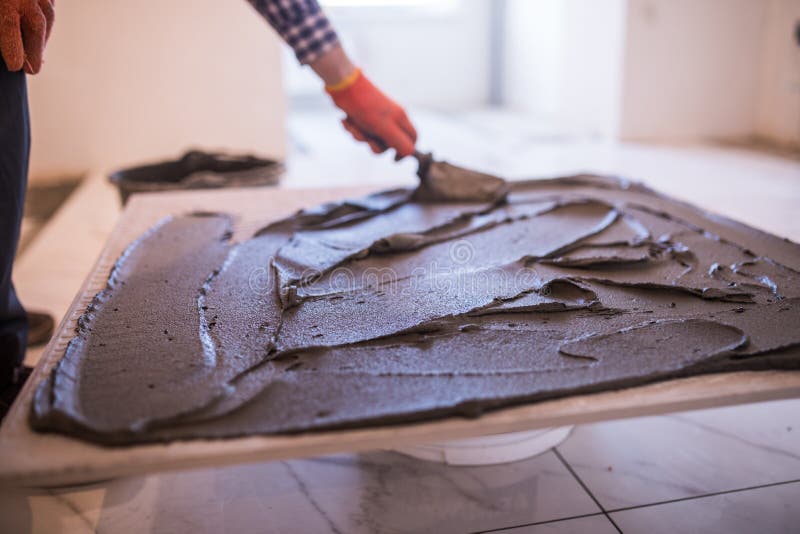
[31,175,800,445]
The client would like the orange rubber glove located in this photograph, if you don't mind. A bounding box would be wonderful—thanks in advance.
[0,0,54,74]
[327,69,417,160]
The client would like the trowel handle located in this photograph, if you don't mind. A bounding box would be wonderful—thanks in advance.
[363,132,388,152]
[362,131,425,166]
[361,129,428,173]
[412,151,434,182]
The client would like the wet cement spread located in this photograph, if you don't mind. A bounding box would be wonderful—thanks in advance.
[31,174,800,445]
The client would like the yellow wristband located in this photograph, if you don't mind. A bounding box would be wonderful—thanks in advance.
[325,68,362,93]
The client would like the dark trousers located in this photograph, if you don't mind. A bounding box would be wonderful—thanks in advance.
[0,57,29,389]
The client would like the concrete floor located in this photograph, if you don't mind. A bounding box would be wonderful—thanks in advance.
[5,108,800,533]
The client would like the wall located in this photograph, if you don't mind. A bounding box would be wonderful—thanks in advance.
[619,0,767,142]
[503,0,797,145]
[27,0,287,182]
[285,0,492,110]
[755,0,800,147]
[502,0,628,138]
[502,0,564,119]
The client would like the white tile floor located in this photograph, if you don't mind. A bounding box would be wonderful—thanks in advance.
[558,399,800,510]
[4,108,800,533]
[2,398,799,533]
[610,481,800,534]
[501,515,620,534]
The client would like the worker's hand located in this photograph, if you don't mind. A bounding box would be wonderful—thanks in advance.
[327,69,417,160]
[0,0,54,74]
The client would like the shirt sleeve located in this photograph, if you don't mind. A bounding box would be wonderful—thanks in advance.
[246,0,341,65]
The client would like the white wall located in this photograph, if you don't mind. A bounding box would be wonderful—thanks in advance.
[27,0,287,182]
[503,0,627,138]
[504,0,797,145]
[503,0,564,118]
[285,0,492,110]
[756,0,800,146]
[619,0,767,142]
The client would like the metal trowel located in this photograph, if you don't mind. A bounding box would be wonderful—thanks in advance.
[411,150,509,203]
[361,130,508,202]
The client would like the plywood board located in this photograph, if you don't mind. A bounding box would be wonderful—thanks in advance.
[2,184,799,488]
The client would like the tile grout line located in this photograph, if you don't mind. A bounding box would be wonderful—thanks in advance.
[553,447,624,534]
[472,477,800,534]
[604,477,800,514]
[472,512,607,533]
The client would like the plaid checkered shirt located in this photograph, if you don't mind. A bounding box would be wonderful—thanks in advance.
[247,0,340,65]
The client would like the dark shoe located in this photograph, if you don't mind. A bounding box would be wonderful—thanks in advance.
[27,311,54,347]
[0,365,32,422]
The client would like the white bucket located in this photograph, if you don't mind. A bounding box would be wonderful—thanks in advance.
[393,426,573,466]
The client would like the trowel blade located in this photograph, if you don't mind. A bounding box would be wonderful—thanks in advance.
[412,151,509,203]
